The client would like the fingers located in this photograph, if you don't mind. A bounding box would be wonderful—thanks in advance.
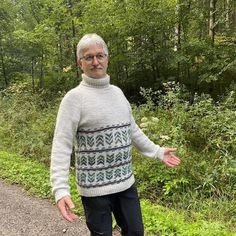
[57,196,78,223]
[66,211,78,222]
[163,154,181,167]
[164,147,177,154]
[167,156,181,166]
[65,197,75,209]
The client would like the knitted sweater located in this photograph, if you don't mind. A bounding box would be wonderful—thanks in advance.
[50,74,165,202]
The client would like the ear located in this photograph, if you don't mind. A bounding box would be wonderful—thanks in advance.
[77,58,82,68]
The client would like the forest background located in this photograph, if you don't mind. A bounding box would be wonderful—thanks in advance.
[0,0,236,235]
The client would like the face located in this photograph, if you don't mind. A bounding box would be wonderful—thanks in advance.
[78,44,108,79]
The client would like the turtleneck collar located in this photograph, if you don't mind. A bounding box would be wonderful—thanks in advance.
[81,73,110,88]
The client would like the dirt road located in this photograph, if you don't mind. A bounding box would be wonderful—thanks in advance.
[0,179,89,236]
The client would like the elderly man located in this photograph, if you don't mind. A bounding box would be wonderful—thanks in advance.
[50,33,180,236]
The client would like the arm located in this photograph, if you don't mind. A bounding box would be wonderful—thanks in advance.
[131,115,180,166]
[131,114,165,160]
[50,91,80,221]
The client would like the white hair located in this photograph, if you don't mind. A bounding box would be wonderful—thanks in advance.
[76,33,109,59]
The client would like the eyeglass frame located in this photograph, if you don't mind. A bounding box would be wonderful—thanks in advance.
[79,53,108,62]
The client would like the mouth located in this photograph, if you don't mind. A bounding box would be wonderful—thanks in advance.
[91,67,103,71]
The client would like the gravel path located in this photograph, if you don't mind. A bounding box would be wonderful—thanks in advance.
[0,179,89,236]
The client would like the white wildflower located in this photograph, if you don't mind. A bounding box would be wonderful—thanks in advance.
[160,135,171,141]
[63,66,72,73]
[140,123,148,128]
[151,117,159,122]
[141,117,148,122]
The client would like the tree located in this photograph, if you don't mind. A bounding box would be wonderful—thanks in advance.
[0,0,235,100]
[209,0,217,46]
[0,0,17,88]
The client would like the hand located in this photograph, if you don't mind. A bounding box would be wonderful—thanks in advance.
[162,148,180,167]
[57,196,78,222]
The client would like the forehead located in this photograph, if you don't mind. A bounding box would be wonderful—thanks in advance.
[82,44,105,56]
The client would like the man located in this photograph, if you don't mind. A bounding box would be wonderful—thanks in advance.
[50,33,180,236]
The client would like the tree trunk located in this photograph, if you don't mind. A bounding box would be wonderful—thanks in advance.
[174,22,181,52]
[209,0,217,46]
[0,42,8,87]
[174,1,181,83]
[58,34,63,71]
[225,0,230,29]
[174,0,181,51]
[71,18,79,78]
[233,0,236,32]
[68,0,79,78]
[31,58,35,92]
[39,51,44,88]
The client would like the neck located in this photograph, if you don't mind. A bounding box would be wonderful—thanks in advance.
[81,73,110,88]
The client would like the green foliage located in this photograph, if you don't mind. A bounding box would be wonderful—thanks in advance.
[0,82,60,164]
[1,0,235,96]
[141,200,235,236]
[1,81,236,226]
[0,151,51,198]
[132,83,236,227]
[0,150,83,212]
[0,151,235,235]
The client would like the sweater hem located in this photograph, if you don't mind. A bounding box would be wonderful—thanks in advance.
[77,175,135,197]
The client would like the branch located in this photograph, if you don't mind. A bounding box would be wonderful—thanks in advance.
[212,9,233,29]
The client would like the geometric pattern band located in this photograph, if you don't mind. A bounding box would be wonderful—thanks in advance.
[75,123,133,188]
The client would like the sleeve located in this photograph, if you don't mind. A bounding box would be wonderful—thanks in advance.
[130,114,165,161]
[50,91,80,202]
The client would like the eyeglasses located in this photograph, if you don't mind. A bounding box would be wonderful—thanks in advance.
[80,53,107,62]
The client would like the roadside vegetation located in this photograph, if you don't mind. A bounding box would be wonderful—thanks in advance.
[0,81,235,235]
[0,150,235,236]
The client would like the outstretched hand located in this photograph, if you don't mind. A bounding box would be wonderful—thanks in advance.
[57,196,78,222]
[162,148,180,167]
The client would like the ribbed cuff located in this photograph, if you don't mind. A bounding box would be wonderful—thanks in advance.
[55,189,71,203]
[155,147,165,161]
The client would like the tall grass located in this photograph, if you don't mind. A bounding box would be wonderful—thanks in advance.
[0,81,236,233]
[0,151,235,236]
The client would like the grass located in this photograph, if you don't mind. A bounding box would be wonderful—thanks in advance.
[0,151,235,236]
[0,151,83,210]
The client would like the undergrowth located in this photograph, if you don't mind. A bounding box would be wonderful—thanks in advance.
[0,151,235,236]
[0,81,236,234]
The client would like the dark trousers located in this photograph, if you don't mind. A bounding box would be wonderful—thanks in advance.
[81,184,144,236]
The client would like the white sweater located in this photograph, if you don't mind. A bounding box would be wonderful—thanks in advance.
[50,74,165,202]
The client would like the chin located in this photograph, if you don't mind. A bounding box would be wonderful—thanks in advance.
[91,73,106,79]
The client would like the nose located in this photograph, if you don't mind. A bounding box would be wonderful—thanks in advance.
[92,56,99,65]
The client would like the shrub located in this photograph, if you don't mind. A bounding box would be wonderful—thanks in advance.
[0,82,236,227]
[0,82,61,165]
[133,84,236,219]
